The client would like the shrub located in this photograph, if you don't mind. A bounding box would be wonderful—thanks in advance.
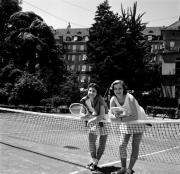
[51,96,61,108]
[146,106,177,119]
[12,73,47,105]
[40,98,51,106]
[0,89,8,104]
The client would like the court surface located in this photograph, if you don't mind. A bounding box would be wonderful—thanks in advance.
[0,135,180,174]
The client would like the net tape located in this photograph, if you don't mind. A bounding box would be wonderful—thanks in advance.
[0,107,180,165]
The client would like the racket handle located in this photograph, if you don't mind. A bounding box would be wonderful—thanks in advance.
[84,121,103,127]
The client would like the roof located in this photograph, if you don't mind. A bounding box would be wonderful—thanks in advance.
[142,27,162,36]
[163,17,180,30]
[55,28,89,37]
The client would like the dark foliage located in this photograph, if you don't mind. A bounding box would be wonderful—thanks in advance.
[87,1,150,94]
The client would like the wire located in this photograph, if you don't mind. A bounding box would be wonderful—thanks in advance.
[23,0,179,27]
[60,0,94,13]
[23,0,89,28]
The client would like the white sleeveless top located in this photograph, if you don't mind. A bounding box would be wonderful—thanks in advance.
[110,93,147,133]
[111,93,147,120]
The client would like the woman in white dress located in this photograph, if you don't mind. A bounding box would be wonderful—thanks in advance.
[109,80,147,174]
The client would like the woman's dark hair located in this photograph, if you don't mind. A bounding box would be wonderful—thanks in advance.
[109,80,127,97]
[88,83,100,95]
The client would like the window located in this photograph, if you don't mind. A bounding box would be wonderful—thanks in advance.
[76,45,80,51]
[89,66,92,71]
[84,36,89,41]
[67,65,70,71]
[66,36,71,41]
[71,65,75,71]
[67,45,71,50]
[82,54,87,60]
[77,36,82,41]
[73,36,78,41]
[80,75,86,82]
[82,65,86,72]
[78,65,81,71]
[72,45,76,51]
[68,55,71,61]
[80,45,84,51]
[170,41,175,48]
[72,55,75,61]
[162,42,165,49]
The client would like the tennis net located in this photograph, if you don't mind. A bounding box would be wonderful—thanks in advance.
[0,107,180,165]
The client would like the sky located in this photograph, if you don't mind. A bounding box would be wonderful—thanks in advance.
[21,0,180,29]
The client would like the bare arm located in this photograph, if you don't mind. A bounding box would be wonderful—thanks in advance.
[87,104,106,126]
[95,105,105,120]
[110,97,116,110]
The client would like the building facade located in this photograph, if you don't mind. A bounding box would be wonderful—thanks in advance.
[54,23,91,89]
[159,18,180,104]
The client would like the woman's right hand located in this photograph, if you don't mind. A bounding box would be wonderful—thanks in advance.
[87,117,97,126]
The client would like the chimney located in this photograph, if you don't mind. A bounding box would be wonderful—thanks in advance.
[67,22,71,30]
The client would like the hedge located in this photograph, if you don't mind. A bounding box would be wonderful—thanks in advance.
[146,106,179,119]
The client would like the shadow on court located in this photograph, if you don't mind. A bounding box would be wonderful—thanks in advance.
[94,166,121,174]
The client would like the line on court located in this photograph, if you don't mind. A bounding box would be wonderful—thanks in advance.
[0,141,86,168]
[72,145,180,174]
[100,145,180,167]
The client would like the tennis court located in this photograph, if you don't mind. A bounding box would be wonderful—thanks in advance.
[0,107,180,174]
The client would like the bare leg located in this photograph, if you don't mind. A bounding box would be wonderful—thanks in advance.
[120,134,131,167]
[89,133,97,161]
[111,134,131,174]
[127,133,142,173]
[96,134,108,162]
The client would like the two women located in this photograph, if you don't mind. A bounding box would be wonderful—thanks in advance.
[80,80,146,174]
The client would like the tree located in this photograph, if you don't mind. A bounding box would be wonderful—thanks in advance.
[121,2,149,89]
[87,0,125,93]
[87,1,150,93]
[4,11,51,73]
[59,72,82,105]
[0,0,22,69]
[3,11,66,95]
[0,0,22,42]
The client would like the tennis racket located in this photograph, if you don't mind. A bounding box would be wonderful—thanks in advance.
[69,103,93,119]
[69,103,106,127]
[109,106,128,119]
